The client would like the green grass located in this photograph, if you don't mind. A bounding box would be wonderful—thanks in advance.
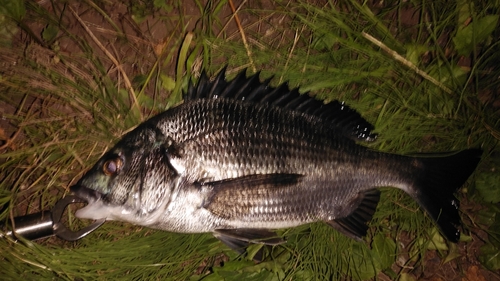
[1,0,499,280]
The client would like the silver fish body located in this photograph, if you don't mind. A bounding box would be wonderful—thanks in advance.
[145,98,408,231]
[72,69,481,256]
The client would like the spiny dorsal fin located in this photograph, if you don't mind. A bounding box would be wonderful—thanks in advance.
[326,189,381,240]
[184,68,377,142]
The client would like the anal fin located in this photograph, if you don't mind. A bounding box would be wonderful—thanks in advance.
[326,189,380,241]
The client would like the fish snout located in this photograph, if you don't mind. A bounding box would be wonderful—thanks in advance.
[70,185,104,204]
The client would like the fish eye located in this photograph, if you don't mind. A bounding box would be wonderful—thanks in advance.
[102,157,123,176]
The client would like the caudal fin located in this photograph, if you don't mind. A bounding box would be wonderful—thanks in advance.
[412,149,482,242]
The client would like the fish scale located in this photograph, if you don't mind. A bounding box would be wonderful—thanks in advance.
[71,68,482,260]
[164,99,357,180]
[208,179,333,223]
[143,97,409,230]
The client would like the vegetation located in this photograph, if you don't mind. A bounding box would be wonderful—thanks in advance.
[1,0,499,280]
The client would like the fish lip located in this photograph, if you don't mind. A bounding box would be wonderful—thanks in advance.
[70,185,104,204]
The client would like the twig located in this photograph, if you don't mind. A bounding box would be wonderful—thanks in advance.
[281,26,305,84]
[228,0,256,73]
[0,127,22,151]
[0,94,30,151]
[484,122,500,141]
[69,6,142,121]
[11,252,50,270]
[361,31,452,95]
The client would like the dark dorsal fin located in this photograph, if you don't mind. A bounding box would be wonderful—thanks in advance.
[184,68,377,142]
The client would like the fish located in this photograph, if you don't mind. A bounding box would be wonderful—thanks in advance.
[71,67,482,259]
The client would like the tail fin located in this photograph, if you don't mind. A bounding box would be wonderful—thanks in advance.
[412,149,482,242]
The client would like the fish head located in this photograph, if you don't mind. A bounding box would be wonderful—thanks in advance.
[71,124,179,226]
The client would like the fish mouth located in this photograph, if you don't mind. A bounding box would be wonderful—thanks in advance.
[70,185,109,220]
[70,185,104,204]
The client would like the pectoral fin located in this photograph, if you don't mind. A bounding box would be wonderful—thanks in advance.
[326,189,380,240]
[199,173,303,192]
[198,173,303,219]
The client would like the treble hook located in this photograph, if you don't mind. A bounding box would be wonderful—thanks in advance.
[1,195,105,241]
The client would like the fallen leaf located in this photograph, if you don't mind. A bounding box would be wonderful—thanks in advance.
[462,266,486,281]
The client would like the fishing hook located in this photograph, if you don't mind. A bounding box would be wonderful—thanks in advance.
[1,195,105,241]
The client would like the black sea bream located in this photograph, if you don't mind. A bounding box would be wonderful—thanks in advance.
[71,68,481,257]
